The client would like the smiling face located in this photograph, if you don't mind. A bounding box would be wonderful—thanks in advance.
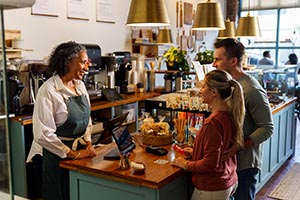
[66,51,90,80]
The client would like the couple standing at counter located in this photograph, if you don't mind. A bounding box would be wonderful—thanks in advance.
[27,39,273,200]
[172,39,273,200]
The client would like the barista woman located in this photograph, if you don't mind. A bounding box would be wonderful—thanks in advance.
[27,41,96,200]
[172,70,245,200]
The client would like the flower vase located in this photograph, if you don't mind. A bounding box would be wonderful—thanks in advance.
[166,62,179,71]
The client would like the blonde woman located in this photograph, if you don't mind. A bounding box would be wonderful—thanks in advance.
[172,70,245,200]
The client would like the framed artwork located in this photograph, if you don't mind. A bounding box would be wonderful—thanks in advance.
[96,0,115,23]
[31,0,59,17]
[67,0,89,21]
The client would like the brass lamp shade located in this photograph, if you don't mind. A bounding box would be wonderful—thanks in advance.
[192,0,225,30]
[157,28,173,44]
[217,19,236,39]
[126,0,170,27]
[236,13,261,37]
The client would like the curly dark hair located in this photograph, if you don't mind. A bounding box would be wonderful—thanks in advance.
[47,41,86,76]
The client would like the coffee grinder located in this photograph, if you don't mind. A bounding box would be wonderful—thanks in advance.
[0,69,24,115]
[101,56,117,89]
[113,51,131,93]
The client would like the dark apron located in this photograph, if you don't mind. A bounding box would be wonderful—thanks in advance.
[43,94,90,200]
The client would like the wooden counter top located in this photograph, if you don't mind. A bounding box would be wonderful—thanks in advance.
[10,92,161,125]
[59,135,185,189]
[90,92,160,111]
[271,97,297,114]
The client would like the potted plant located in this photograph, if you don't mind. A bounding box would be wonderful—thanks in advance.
[162,46,189,71]
[196,50,214,65]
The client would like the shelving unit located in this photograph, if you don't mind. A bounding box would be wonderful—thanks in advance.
[1,29,33,59]
[131,28,172,58]
[91,92,160,133]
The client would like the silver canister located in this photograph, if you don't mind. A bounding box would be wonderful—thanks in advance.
[107,71,115,89]
[164,73,174,93]
[175,71,184,92]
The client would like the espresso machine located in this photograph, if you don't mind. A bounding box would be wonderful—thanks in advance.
[28,63,48,103]
[113,51,132,93]
[81,44,102,99]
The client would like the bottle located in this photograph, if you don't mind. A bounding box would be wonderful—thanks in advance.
[143,68,148,92]
[131,60,137,85]
[149,62,155,92]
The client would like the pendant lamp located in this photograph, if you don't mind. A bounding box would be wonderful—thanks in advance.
[236,0,261,37]
[192,0,225,30]
[217,19,236,39]
[156,28,173,44]
[126,0,170,27]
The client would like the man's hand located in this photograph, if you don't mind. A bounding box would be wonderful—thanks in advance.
[244,138,255,149]
[221,143,240,162]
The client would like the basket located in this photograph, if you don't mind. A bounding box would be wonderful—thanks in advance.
[142,133,173,146]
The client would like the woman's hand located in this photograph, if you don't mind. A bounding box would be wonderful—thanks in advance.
[171,156,187,170]
[74,148,96,159]
[68,141,96,160]
[85,141,96,157]
[183,147,193,157]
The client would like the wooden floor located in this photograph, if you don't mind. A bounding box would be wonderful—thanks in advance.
[255,117,300,200]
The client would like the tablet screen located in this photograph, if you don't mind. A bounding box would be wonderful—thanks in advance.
[112,126,136,154]
[95,112,129,145]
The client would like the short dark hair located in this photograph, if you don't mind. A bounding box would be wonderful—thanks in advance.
[214,38,245,65]
[47,41,87,76]
[288,53,298,64]
[263,51,270,57]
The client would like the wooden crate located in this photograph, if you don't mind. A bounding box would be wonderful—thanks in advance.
[5,29,21,40]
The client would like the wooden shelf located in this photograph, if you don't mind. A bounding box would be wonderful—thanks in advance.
[147,70,196,75]
[90,92,160,112]
[3,29,33,59]
[132,43,172,47]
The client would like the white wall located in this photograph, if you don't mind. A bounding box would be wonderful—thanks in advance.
[4,0,132,59]
[3,0,224,60]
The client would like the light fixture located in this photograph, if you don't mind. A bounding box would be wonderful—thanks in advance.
[126,0,170,27]
[217,19,236,39]
[192,0,225,30]
[235,0,261,37]
[156,28,173,44]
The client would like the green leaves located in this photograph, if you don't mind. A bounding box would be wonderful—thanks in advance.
[197,50,214,64]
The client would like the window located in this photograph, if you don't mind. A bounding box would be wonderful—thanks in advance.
[239,8,300,66]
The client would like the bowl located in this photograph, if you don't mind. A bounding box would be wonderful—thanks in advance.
[130,161,145,174]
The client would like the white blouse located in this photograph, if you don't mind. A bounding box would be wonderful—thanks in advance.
[27,74,92,162]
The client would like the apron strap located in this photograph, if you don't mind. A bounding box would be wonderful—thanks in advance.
[58,136,87,151]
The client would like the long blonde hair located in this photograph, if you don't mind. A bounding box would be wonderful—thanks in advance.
[204,70,245,147]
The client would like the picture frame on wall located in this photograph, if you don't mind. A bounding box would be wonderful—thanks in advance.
[96,0,115,23]
[31,0,59,17]
[67,0,89,21]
